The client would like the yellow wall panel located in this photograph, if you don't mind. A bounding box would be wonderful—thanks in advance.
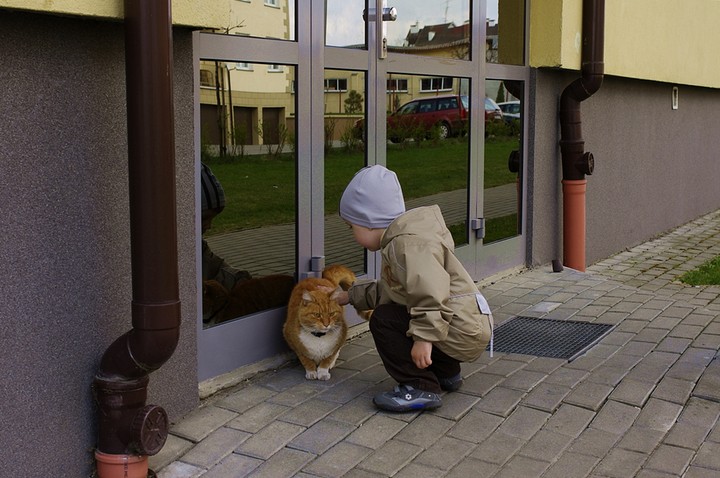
[0,0,227,28]
[531,0,720,88]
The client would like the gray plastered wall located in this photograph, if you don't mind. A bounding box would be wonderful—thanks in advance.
[0,10,198,477]
[528,69,720,268]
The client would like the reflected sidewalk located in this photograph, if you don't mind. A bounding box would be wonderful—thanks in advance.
[206,184,518,277]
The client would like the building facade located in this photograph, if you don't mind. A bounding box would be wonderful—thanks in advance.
[2,1,720,476]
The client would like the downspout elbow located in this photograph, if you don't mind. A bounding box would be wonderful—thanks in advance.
[96,302,181,380]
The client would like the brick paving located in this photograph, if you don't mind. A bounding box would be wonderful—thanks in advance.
[154,209,720,477]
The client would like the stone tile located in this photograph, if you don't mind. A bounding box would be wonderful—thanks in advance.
[541,451,599,478]
[461,372,504,397]
[543,367,589,388]
[249,447,315,478]
[278,398,340,427]
[633,327,670,344]
[268,382,323,407]
[492,454,550,478]
[634,398,683,433]
[413,436,476,470]
[470,432,525,465]
[690,441,720,471]
[301,442,373,477]
[616,426,666,454]
[235,421,306,459]
[563,381,613,411]
[202,453,263,478]
[523,357,566,374]
[590,400,640,435]
[432,390,481,420]
[357,439,423,476]
[496,406,551,440]
[644,444,694,475]
[593,448,647,478]
[226,402,290,433]
[480,358,529,377]
[694,357,720,402]
[447,409,504,443]
[543,403,596,438]
[156,461,205,478]
[522,382,572,413]
[566,428,620,458]
[150,434,195,471]
[445,457,500,478]
[664,397,720,449]
[288,419,356,454]
[170,405,239,442]
[608,378,656,407]
[586,366,631,387]
[326,396,377,426]
[345,415,406,449]
[180,427,250,468]
[501,369,548,392]
[474,386,526,417]
[318,379,375,404]
[683,465,720,478]
[518,429,573,462]
[394,463,447,478]
[651,376,694,404]
[393,413,454,448]
[215,385,277,413]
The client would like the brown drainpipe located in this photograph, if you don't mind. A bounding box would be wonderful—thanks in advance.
[93,0,180,465]
[559,0,605,271]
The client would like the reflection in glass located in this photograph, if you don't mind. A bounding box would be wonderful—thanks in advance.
[323,69,367,275]
[205,0,295,42]
[199,60,297,327]
[483,79,523,244]
[486,0,525,65]
[385,73,471,247]
[386,0,471,60]
[326,0,365,48]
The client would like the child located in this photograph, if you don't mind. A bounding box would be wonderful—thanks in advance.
[335,165,493,412]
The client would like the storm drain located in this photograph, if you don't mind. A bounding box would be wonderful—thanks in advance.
[488,316,614,361]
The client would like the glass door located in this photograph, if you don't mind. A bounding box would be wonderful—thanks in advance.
[196,0,529,381]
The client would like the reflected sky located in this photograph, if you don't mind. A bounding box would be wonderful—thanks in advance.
[326,0,497,48]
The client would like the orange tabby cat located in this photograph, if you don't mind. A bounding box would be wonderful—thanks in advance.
[283,265,357,380]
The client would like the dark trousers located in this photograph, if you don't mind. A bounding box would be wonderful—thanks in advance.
[369,303,461,394]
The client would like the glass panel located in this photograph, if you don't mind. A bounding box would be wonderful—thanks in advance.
[486,0,525,65]
[205,0,295,41]
[326,0,366,48]
[387,0,471,60]
[324,69,367,275]
[385,73,471,247]
[483,79,523,244]
[200,59,297,328]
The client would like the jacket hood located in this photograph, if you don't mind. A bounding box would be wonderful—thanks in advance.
[381,205,454,249]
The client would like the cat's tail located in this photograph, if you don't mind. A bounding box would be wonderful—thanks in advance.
[321,264,357,291]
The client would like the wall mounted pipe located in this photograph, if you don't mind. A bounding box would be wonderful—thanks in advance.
[93,0,180,465]
[559,0,605,271]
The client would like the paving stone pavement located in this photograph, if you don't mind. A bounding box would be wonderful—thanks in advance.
[153,209,720,477]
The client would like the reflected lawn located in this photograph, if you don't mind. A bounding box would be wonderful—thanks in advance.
[205,137,518,235]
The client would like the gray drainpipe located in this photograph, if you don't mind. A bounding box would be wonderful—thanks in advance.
[93,0,180,456]
[558,0,605,270]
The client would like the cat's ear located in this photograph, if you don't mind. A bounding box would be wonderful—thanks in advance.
[302,290,314,303]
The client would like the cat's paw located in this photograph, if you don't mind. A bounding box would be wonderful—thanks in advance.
[316,368,331,381]
[305,370,318,380]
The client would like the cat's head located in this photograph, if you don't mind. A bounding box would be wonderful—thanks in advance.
[299,288,343,332]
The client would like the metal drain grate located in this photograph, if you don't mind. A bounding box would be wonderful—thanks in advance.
[489,316,614,361]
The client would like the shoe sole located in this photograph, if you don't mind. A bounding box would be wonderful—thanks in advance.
[373,397,442,412]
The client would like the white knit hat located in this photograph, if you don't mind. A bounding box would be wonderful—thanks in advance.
[339,165,405,229]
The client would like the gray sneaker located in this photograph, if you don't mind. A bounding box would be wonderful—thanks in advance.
[373,385,442,412]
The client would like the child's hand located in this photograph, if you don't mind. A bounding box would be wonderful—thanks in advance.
[411,340,433,369]
[335,290,350,306]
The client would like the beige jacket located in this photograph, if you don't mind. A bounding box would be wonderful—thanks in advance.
[348,205,492,362]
